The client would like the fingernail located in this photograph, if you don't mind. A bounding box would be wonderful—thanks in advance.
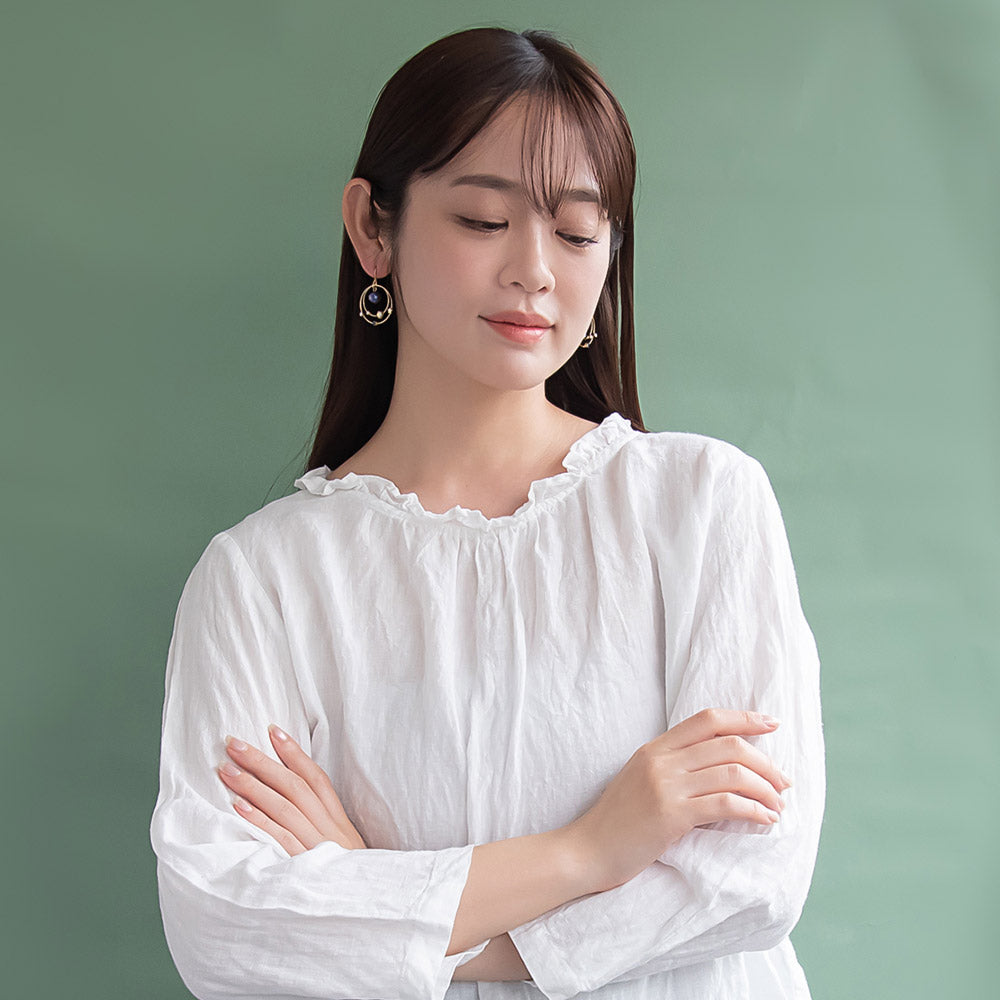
[768,810,781,823]
[780,771,793,788]
[269,724,288,741]
[758,714,780,728]
[225,735,248,752]
[220,761,240,777]
[233,797,252,813]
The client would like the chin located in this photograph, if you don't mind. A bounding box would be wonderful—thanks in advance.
[480,366,562,393]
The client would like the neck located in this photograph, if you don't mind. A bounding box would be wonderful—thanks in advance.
[370,382,573,487]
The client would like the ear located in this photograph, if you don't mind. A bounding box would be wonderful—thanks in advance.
[342,177,391,277]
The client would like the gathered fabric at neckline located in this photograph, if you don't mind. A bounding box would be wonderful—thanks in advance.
[292,411,636,530]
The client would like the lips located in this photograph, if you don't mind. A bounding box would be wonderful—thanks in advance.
[482,317,548,345]
[481,311,553,328]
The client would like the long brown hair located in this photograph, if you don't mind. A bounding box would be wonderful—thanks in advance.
[304,26,646,475]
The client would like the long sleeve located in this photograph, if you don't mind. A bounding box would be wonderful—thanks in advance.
[507,452,826,1000]
[149,531,488,1000]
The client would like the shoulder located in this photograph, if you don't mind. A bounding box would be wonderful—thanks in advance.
[621,430,798,577]
[211,489,309,549]
[184,486,334,591]
[621,426,770,499]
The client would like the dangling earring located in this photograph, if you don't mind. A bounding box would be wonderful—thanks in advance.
[359,268,393,325]
[580,316,597,348]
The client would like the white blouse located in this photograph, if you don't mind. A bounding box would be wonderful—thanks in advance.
[150,411,825,1000]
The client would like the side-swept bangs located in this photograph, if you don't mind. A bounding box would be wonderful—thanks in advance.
[418,82,632,257]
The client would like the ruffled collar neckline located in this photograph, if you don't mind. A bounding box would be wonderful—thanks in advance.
[293,411,635,530]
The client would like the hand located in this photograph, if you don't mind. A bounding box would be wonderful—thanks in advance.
[563,708,792,893]
[217,724,368,856]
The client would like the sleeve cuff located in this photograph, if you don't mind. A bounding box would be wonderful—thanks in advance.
[507,909,587,1000]
[414,843,491,1000]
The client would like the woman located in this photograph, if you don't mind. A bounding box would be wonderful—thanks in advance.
[150,26,825,1000]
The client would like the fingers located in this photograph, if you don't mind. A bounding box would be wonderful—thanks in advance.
[657,707,780,752]
[688,791,782,828]
[218,738,329,850]
[684,762,786,816]
[229,795,309,856]
[653,709,791,830]
[267,725,359,837]
[684,733,792,796]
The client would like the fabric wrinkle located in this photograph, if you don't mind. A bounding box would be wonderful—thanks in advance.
[150,411,824,1000]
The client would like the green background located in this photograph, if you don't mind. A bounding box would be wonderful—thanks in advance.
[3,0,996,996]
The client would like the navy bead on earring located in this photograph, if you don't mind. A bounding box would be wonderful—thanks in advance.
[360,271,393,325]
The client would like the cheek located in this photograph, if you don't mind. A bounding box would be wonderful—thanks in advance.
[400,232,480,300]
[567,258,608,308]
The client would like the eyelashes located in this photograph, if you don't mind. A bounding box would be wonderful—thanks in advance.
[457,217,599,247]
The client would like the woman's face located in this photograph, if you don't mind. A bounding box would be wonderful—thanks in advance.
[387,100,613,393]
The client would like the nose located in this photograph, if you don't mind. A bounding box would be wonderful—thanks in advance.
[501,220,555,294]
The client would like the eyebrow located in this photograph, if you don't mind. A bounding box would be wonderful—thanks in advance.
[448,173,602,206]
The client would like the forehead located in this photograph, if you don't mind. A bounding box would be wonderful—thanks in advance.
[426,98,601,210]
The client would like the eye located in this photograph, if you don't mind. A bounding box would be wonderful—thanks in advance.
[560,233,600,247]
[457,217,599,248]
[459,217,506,233]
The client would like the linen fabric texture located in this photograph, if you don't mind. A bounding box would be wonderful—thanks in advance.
[149,411,825,1000]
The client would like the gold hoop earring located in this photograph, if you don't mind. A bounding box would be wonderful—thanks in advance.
[360,269,393,325]
[580,316,597,348]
